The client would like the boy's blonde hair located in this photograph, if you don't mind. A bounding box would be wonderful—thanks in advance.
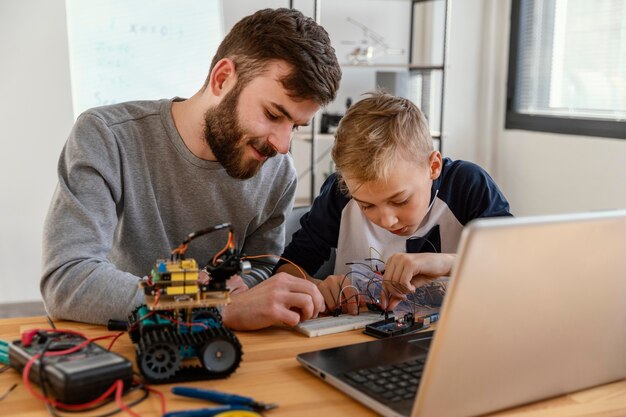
[332,91,433,189]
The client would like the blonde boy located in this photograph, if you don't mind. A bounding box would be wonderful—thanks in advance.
[277,91,511,314]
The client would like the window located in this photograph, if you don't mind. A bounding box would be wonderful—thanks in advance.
[506,0,626,139]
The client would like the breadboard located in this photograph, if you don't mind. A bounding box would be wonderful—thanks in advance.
[295,312,384,337]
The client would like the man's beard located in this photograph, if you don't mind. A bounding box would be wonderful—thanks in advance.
[203,86,277,180]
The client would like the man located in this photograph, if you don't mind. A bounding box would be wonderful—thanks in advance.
[41,8,341,330]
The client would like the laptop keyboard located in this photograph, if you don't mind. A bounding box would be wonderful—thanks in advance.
[344,355,426,403]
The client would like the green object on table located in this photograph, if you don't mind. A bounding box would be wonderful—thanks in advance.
[0,340,9,365]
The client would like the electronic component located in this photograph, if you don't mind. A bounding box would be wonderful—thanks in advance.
[363,313,429,339]
[295,312,384,337]
[8,331,133,404]
[127,223,247,384]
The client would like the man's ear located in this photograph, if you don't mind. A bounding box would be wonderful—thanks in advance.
[429,150,443,180]
[208,58,237,97]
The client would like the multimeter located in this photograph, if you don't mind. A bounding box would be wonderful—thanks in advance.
[9,331,133,404]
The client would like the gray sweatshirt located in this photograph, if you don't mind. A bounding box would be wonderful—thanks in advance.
[41,99,296,324]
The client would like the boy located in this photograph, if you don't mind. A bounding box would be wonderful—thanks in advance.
[277,91,512,314]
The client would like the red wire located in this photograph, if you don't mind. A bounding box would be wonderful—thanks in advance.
[144,385,167,416]
[155,313,209,330]
[115,379,142,417]
[106,331,126,351]
[128,310,158,331]
[151,288,162,309]
[20,329,141,412]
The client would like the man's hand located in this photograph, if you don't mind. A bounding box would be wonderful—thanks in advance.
[382,253,455,309]
[226,274,249,295]
[221,272,325,331]
[275,264,363,315]
[317,274,363,316]
[198,271,249,295]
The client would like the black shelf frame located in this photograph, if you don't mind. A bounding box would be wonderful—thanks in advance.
[409,0,449,154]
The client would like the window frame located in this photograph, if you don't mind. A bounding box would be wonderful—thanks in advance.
[505,0,626,140]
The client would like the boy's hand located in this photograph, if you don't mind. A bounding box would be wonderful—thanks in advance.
[317,275,363,315]
[382,253,455,305]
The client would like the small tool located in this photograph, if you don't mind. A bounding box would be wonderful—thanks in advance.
[164,386,278,417]
[0,383,17,401]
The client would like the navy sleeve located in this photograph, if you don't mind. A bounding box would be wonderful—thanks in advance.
[435,159,512,225]
[276,173,350,276]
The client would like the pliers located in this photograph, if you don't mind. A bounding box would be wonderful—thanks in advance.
[164,386,278,417]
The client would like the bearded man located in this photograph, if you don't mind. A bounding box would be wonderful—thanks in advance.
[41,8,342,330]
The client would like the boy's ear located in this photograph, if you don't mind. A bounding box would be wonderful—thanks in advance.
[208,58,237,97]
[429,151,443,180]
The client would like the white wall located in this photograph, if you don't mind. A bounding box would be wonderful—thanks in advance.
[496,131,626,215]
[479,0,626,216]
[439,0,626,216]
[0,0,74,303]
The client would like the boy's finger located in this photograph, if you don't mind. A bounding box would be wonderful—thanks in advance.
[388,296,403,310]
[318,283,337,310]
[412,276,434,288]
[344,287,360,315]
[385,280,407,297]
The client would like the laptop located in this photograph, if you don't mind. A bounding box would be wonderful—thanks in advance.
[297,210,626,417]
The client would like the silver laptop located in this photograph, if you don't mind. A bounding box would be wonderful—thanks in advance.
[297,210,626,417]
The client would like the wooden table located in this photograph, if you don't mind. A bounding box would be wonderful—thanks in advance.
[1,316,625,416]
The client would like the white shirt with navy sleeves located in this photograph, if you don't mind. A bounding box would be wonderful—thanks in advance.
[279,158,512,277]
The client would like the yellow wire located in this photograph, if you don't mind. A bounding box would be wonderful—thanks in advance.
[242,254,308,280]
[212,231,235,265]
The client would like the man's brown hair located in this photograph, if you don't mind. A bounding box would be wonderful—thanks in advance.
[207,8,341,105]
[332,91,433,189]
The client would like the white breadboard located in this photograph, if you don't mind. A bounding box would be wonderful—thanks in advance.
[295,312,384,337]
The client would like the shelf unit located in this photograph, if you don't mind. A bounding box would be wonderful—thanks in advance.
[291,132,334,205]
[292,0,450,203]
[408,0,449,152]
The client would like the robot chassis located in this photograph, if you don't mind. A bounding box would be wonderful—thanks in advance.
[127,223,250,384]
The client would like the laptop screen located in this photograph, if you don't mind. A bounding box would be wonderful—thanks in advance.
[298,211,626,417]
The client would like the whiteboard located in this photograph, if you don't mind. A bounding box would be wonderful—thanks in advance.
[66,0,224,118]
